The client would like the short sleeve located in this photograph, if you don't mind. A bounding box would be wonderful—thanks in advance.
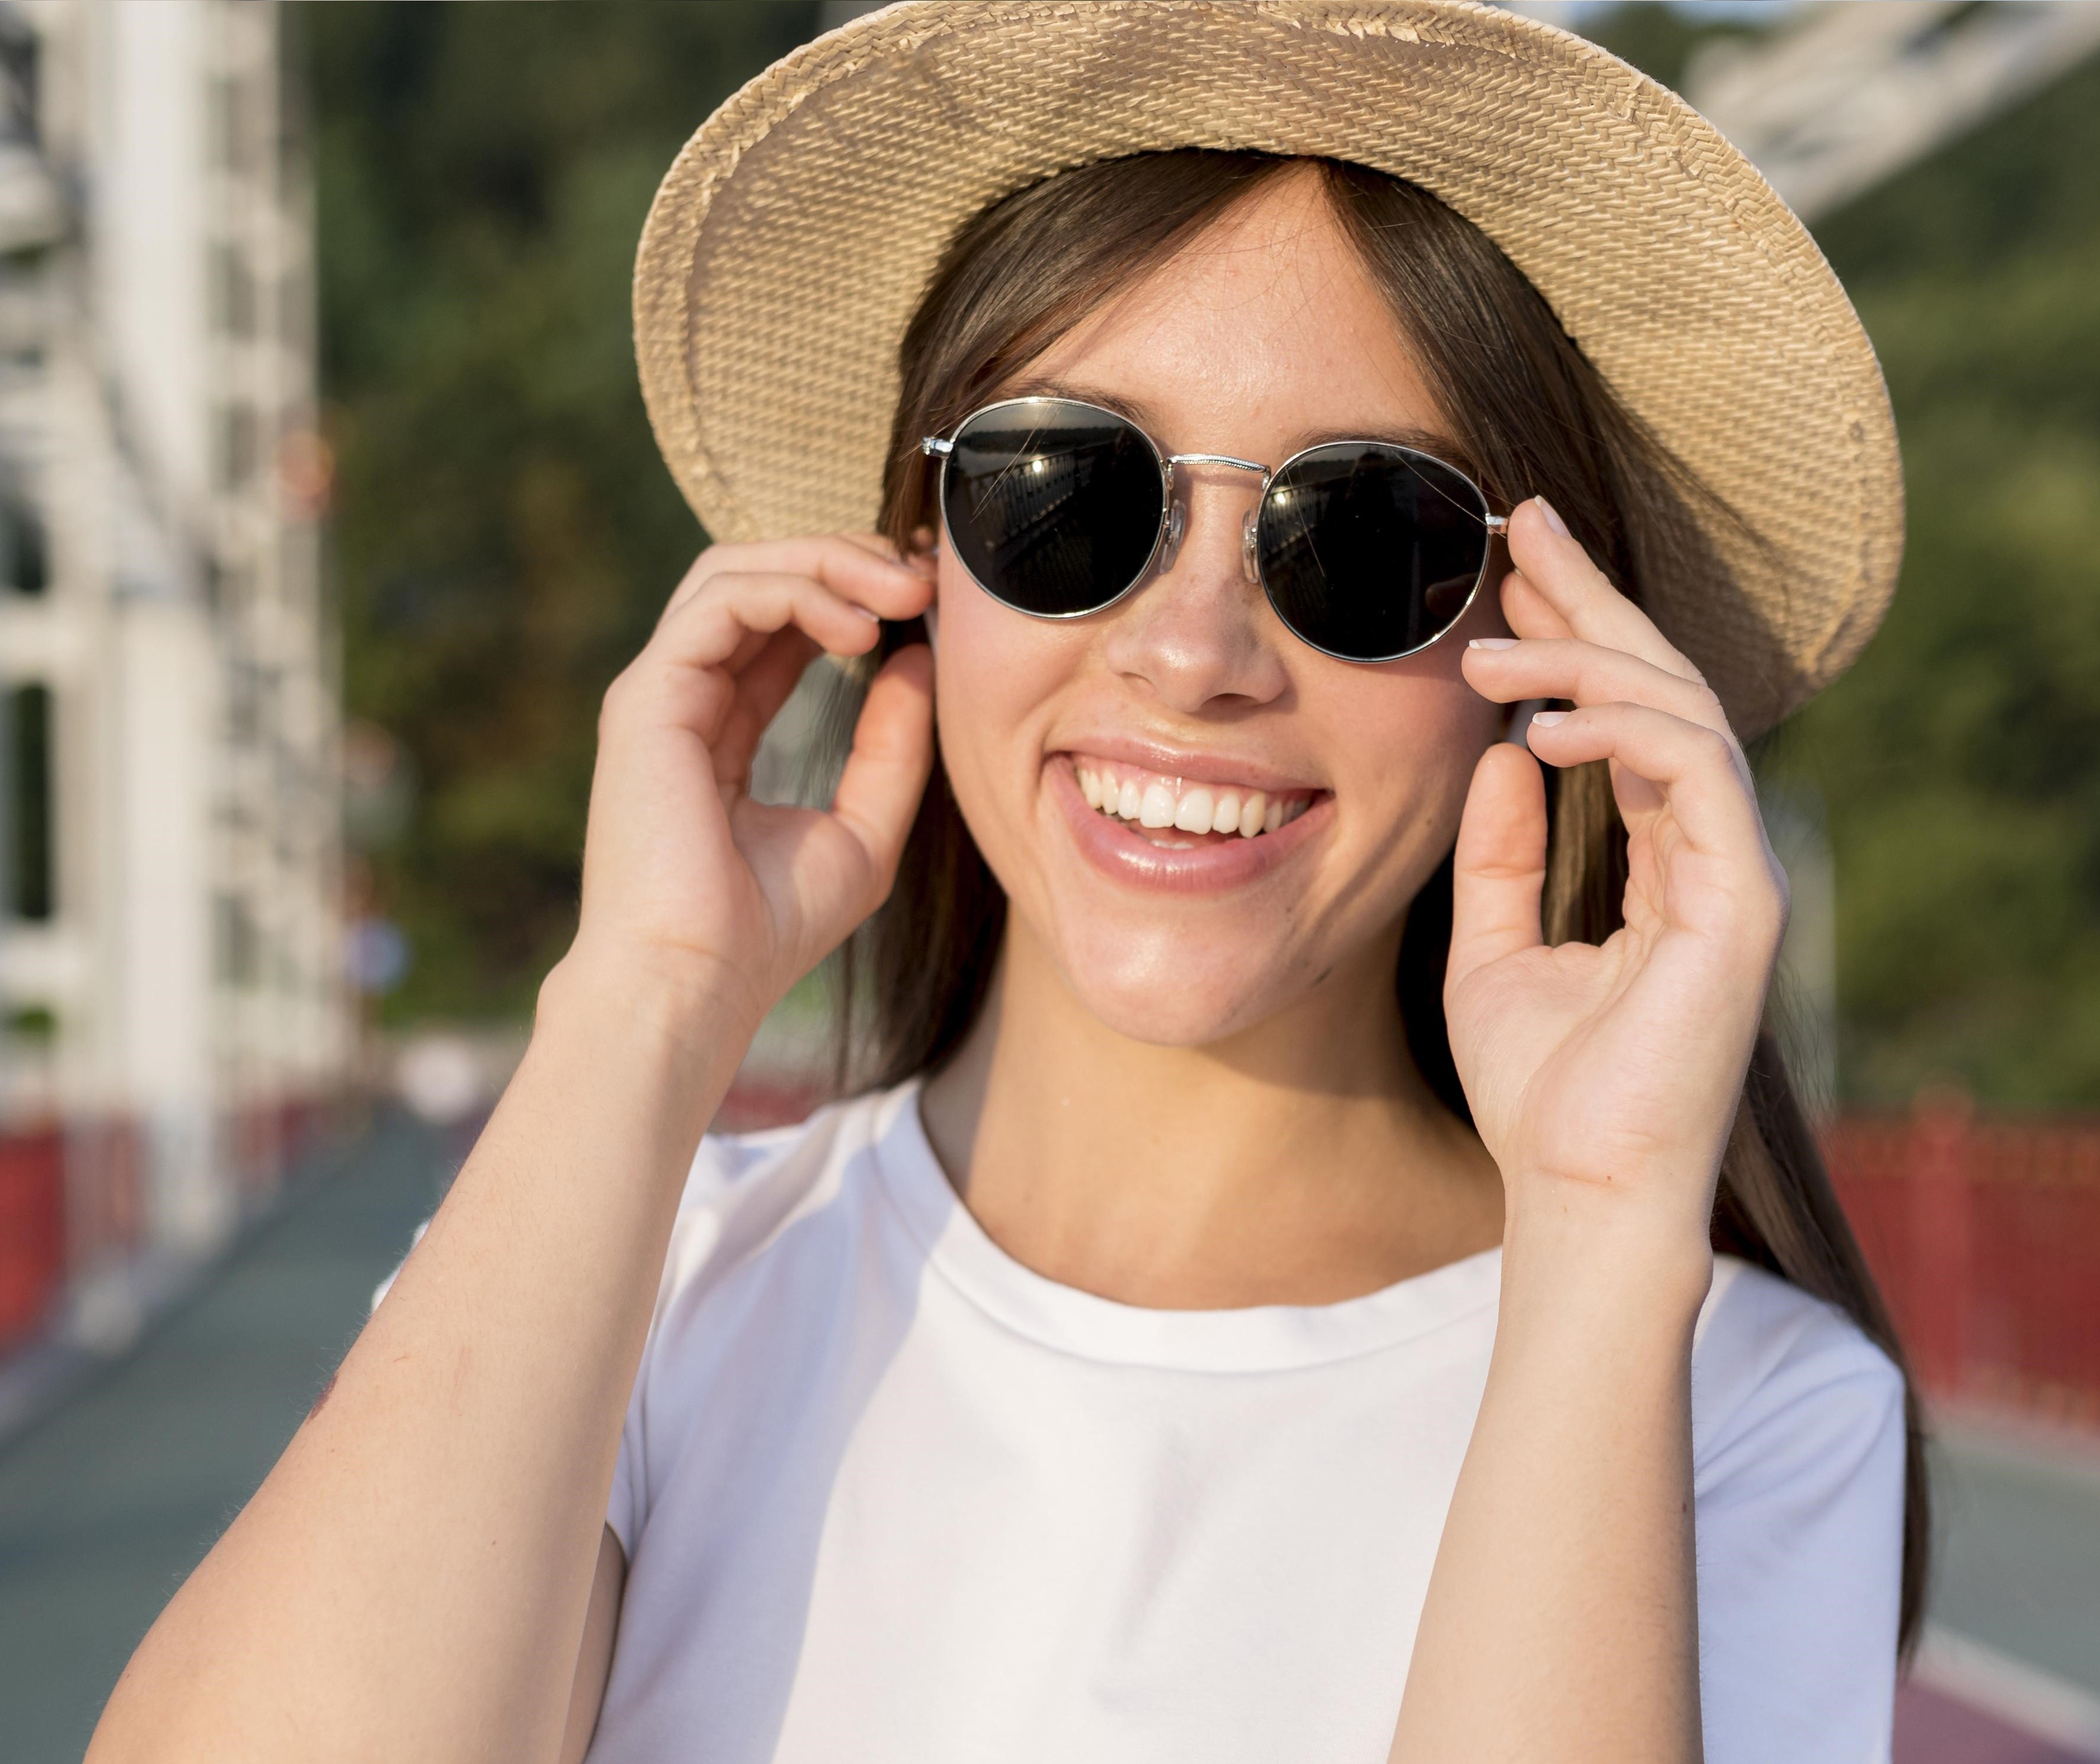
[1691,1261,1909,1764]
[599,1109,854,1560]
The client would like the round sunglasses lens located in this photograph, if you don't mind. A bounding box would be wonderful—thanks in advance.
[1256,443,1490,660]
[942,401,1164,617]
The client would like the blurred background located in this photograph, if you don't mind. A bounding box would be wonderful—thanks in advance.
[0,1,2096,1758]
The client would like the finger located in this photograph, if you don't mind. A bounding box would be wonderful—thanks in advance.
[1498,567,1573,644]
[1524,702,1764,858]
[835,531,905,563]
[827,644,936,894]
[653,572,886,674]
[1462,638,1734,740]
[1447,741,1547,989]
[660,534,930,626]
[1502,500,1702,684]
[710,629,823,787]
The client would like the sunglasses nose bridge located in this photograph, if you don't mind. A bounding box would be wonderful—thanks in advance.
[1164,450,1268,477]
[1161,452,1269,584]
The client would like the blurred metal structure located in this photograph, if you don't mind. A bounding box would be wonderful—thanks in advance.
[1682,1,2100,223]
[0,0,347,1357]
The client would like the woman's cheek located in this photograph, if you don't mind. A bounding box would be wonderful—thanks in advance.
[929,567,1070,866]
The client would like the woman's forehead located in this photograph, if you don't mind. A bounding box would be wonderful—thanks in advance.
[1016,173,1455,462]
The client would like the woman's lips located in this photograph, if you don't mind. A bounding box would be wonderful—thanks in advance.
[1046,754,1329,894]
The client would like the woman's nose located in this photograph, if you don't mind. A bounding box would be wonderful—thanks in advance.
[1098,473,1291,713]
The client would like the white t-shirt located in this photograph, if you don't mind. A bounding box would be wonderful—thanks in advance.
[587,1080,1906,1764]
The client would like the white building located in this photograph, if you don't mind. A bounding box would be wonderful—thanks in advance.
[0,0,347,1340]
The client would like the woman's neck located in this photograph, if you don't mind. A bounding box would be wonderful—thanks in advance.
[918,920,1505,1309]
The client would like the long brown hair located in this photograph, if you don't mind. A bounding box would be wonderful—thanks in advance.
[826,150,1929,1654]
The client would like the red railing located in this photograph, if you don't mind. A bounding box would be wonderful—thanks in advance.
[0,1097,346,1358]
[65,1117,148,1276]
[1825,1105,2100,1430]
[0,1125,65,1352]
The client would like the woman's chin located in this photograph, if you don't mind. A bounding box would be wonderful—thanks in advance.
[1046,925,1306,1049]
[1071,986,1273,1049]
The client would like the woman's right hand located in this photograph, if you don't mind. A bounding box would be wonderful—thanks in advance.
[566,533,936,1034]
[85,532,933,1764]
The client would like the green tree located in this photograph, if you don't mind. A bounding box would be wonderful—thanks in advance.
[308,2,819,1020]
[1790,57,2100,1107]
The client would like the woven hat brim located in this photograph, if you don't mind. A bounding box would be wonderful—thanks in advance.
[634,0,1902,736]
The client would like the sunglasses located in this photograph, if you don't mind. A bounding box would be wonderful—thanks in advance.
[922,396,1508,664]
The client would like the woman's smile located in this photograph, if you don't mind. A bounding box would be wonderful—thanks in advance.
[1046,748,1331,894]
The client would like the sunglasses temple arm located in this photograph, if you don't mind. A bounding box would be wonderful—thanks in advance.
[922,436,955,457]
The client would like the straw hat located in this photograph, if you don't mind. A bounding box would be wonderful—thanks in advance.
[633,0,1902,735]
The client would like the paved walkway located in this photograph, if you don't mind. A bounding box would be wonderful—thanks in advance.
[1933,1424,2100,1698]
[0,1110,447,1763]
[0,1115,2094,1762]
[1902,1425,2100,1762]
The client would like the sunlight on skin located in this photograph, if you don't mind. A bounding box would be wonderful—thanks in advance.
[934,168,1507,1046]
[922,168,1512,1308]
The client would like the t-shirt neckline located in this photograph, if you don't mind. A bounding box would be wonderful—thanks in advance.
[866,1079,1505,1374]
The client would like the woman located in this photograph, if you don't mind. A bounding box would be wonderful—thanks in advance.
[91,7,1922,1762]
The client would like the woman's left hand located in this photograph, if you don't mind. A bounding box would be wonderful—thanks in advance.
[1447,498,1787,1256]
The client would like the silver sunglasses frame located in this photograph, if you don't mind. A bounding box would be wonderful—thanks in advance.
[922,394,1508,665]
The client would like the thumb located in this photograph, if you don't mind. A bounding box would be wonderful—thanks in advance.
[1446,741,1547,994]
[827,644,936,896]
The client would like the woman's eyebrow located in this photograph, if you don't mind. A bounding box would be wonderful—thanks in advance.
[990,377,1161,430]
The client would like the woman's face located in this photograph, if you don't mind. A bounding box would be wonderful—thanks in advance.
[933,168,1508,1047]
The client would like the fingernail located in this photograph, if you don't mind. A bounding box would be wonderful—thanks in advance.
[1468,637,1519,651]
[850,602,881,621]
[1533,496,1571,539]
[1528,709,1569,727]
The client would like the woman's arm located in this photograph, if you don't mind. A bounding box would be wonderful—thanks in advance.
[1393,498,1790,1763]
[1393,1209,1709,1760]
[87,537,935,1764]
[560,1529,627,1764]
[87,952,741,1764]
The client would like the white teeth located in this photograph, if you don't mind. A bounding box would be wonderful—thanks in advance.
[1074,763,1307,840]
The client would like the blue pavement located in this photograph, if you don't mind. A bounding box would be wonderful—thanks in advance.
[1932,1424,2100,1699]
[0,1113,2094,1761]
[0,1110,449,1763]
